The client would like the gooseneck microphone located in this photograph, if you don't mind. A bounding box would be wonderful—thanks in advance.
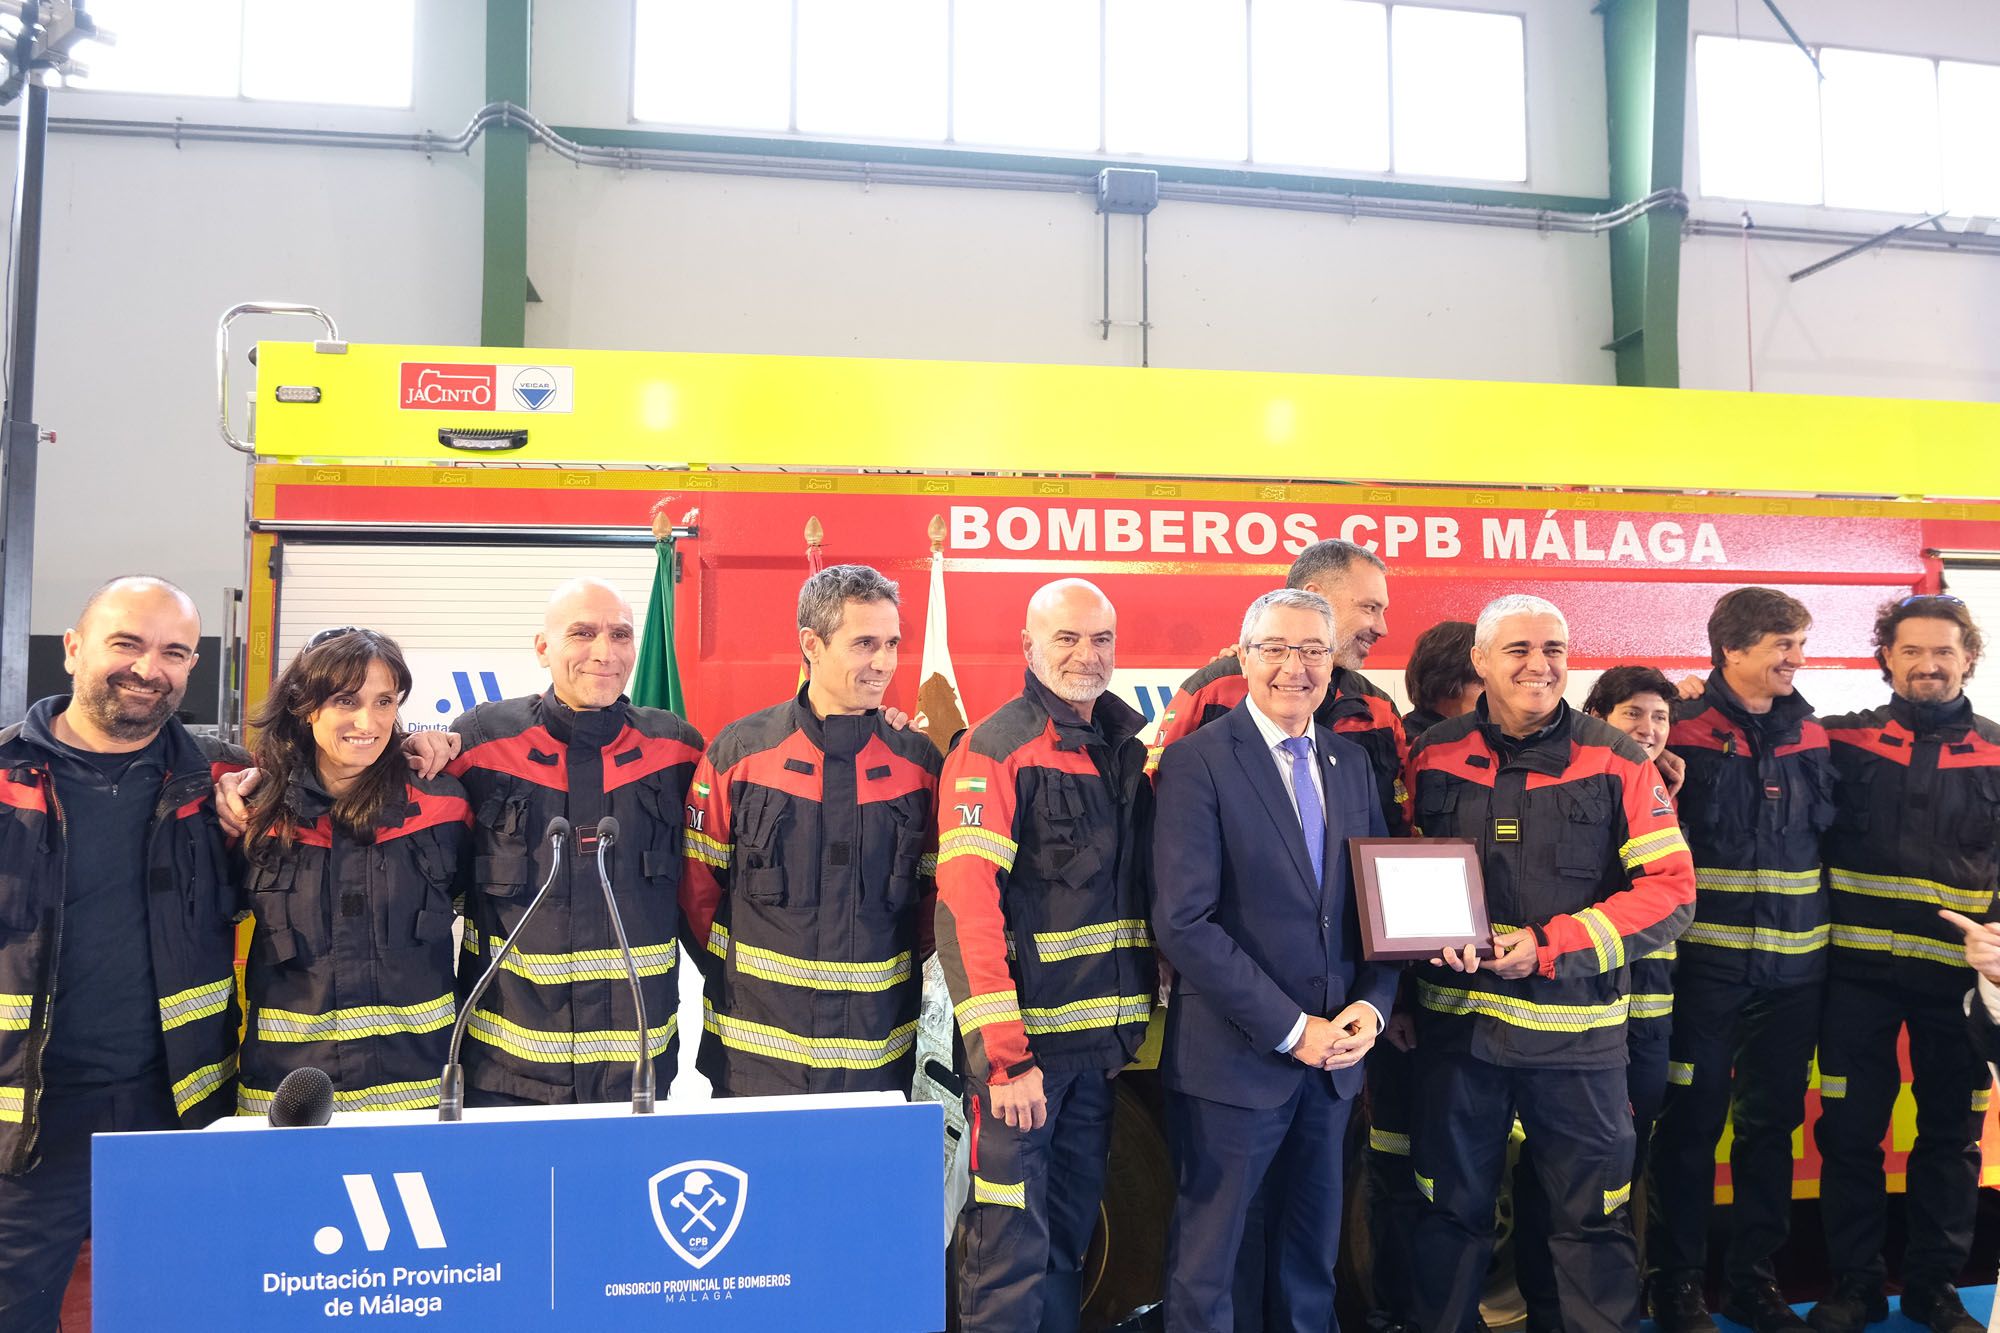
[267,1066,334,1127]
[438,816,570,1121]
[590,816,655,1114]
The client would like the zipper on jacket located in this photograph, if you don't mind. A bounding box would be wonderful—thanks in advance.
[20,769,67,1164]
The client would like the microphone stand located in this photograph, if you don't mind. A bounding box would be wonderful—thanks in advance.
[437,819,569,1121]
[591,816,655,1114]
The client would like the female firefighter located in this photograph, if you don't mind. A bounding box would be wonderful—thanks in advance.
[234,627,471,1115]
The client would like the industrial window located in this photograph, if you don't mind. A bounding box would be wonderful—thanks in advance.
[1696,34,2000,217]
[630,0,1529,184]
[68,0,416,108]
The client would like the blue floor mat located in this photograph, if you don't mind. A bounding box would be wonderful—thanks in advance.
[1640,1284,1995,1331]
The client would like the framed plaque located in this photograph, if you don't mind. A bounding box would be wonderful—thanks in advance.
[1347,837,1492,962]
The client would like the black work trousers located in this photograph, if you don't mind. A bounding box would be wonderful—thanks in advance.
[1645,976,1820,1293]
[0,1079,177,1333]
[1362,1037,1420,1329]
[1814,972,1989,1292]
[1515,1024,1670,1332]
[1409,1048,1639,1333]
[954,1068,1115,1333]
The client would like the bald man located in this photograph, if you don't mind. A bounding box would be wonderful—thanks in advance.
[936,579,1157,1333]
[0,577,248,1331]
[444,577,705,1106]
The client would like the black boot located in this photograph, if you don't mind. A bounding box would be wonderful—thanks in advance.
[1648,1272,1719,1333]
[1899,1283,1982,1333]
[1806,1279,1888,1333]
[1721,1282,1808,1332]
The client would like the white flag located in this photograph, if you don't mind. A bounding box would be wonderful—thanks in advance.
[917,548,967,755]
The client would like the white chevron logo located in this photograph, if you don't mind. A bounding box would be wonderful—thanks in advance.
[313,1173,448,1255]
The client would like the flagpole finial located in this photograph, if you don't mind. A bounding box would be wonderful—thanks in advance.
[928,515,946,553]
[649,496,677,539]
[805,516,824,547]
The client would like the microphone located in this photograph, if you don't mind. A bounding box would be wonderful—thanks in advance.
[590,816,655,1114]
[267,1066,334,1127]
[438,816,570,1121]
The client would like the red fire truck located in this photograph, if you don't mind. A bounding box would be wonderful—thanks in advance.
[221,305,2000,1327]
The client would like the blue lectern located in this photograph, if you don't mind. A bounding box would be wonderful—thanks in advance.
[93,1093,943,1331]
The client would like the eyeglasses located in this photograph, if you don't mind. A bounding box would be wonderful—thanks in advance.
[1247,641,1332,667]
[306,626,363,648]
[1897,594,1965,608]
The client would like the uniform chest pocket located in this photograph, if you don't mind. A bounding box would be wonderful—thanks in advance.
[472,790,537,902]
[382,831,458,952]
[0,870,40,933]
[732,786,795,907]
[1553,784,1615,879]
[631,781,686,890]
[1792,761,1838,837]
[1414,781,1460,838]
[1947,768,2000,858]
[247,856,327,964]
[1030,773,1107,891]
[877,800,929,915]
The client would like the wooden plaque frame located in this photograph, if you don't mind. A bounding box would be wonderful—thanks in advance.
[1348,837,1493,962]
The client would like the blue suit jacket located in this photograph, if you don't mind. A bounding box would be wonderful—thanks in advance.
[1151,700,1399,1110]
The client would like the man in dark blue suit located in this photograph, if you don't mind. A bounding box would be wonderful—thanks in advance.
[1152,588,1400,1333]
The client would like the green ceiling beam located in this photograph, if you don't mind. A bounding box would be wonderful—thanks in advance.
[482,0,530,348]
[1603,0,1689,387]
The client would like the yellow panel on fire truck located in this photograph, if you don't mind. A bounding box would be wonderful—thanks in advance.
[251,340,2000,497]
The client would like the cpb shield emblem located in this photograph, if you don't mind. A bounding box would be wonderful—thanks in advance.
[648,1160,749,1269]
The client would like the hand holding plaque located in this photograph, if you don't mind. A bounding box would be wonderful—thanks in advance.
[1347,838,1492,962]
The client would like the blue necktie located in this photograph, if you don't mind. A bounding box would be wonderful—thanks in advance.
[1281,735,1324,885]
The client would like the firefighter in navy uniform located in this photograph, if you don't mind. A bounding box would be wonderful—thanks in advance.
[681,565,941,1095]
[937,579,1155,1333]
[1151,538,1407,835]
[235,629,473,1114]
[1513,666,1686,1333]
[1405,595,1695,1333]
[0,578,247,1333]
[1808,596,2000,1333]
[447,577,704,1105]
[1645,588,1833,1333]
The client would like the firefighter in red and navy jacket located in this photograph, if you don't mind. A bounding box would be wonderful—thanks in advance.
[1808,596,2000,1333]
[1405,595,1695,1333]
[681,565,941,1096]
[0,578,247,1331]
[236,629,473,1115]
[1644,588,1833,1333]
[937,579,1155,1333]
[1149,539,1409,835]
[447,578,704,1106]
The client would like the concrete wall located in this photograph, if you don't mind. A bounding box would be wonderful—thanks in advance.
[3,0,1999,650]
[1678,0,2000,398]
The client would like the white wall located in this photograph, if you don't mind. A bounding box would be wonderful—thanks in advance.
[7,0,2000,637]
[1678,0,2000,399]
[525,0,1616,381]
[0,1,486,635]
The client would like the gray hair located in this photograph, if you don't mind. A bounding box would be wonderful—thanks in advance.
[1288,538,1387,589]
[798,563,900,641]
[1474,593,1568,649]
[1240,588,1338,649]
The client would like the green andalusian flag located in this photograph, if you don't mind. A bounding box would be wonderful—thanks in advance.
[631,535,686,716]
